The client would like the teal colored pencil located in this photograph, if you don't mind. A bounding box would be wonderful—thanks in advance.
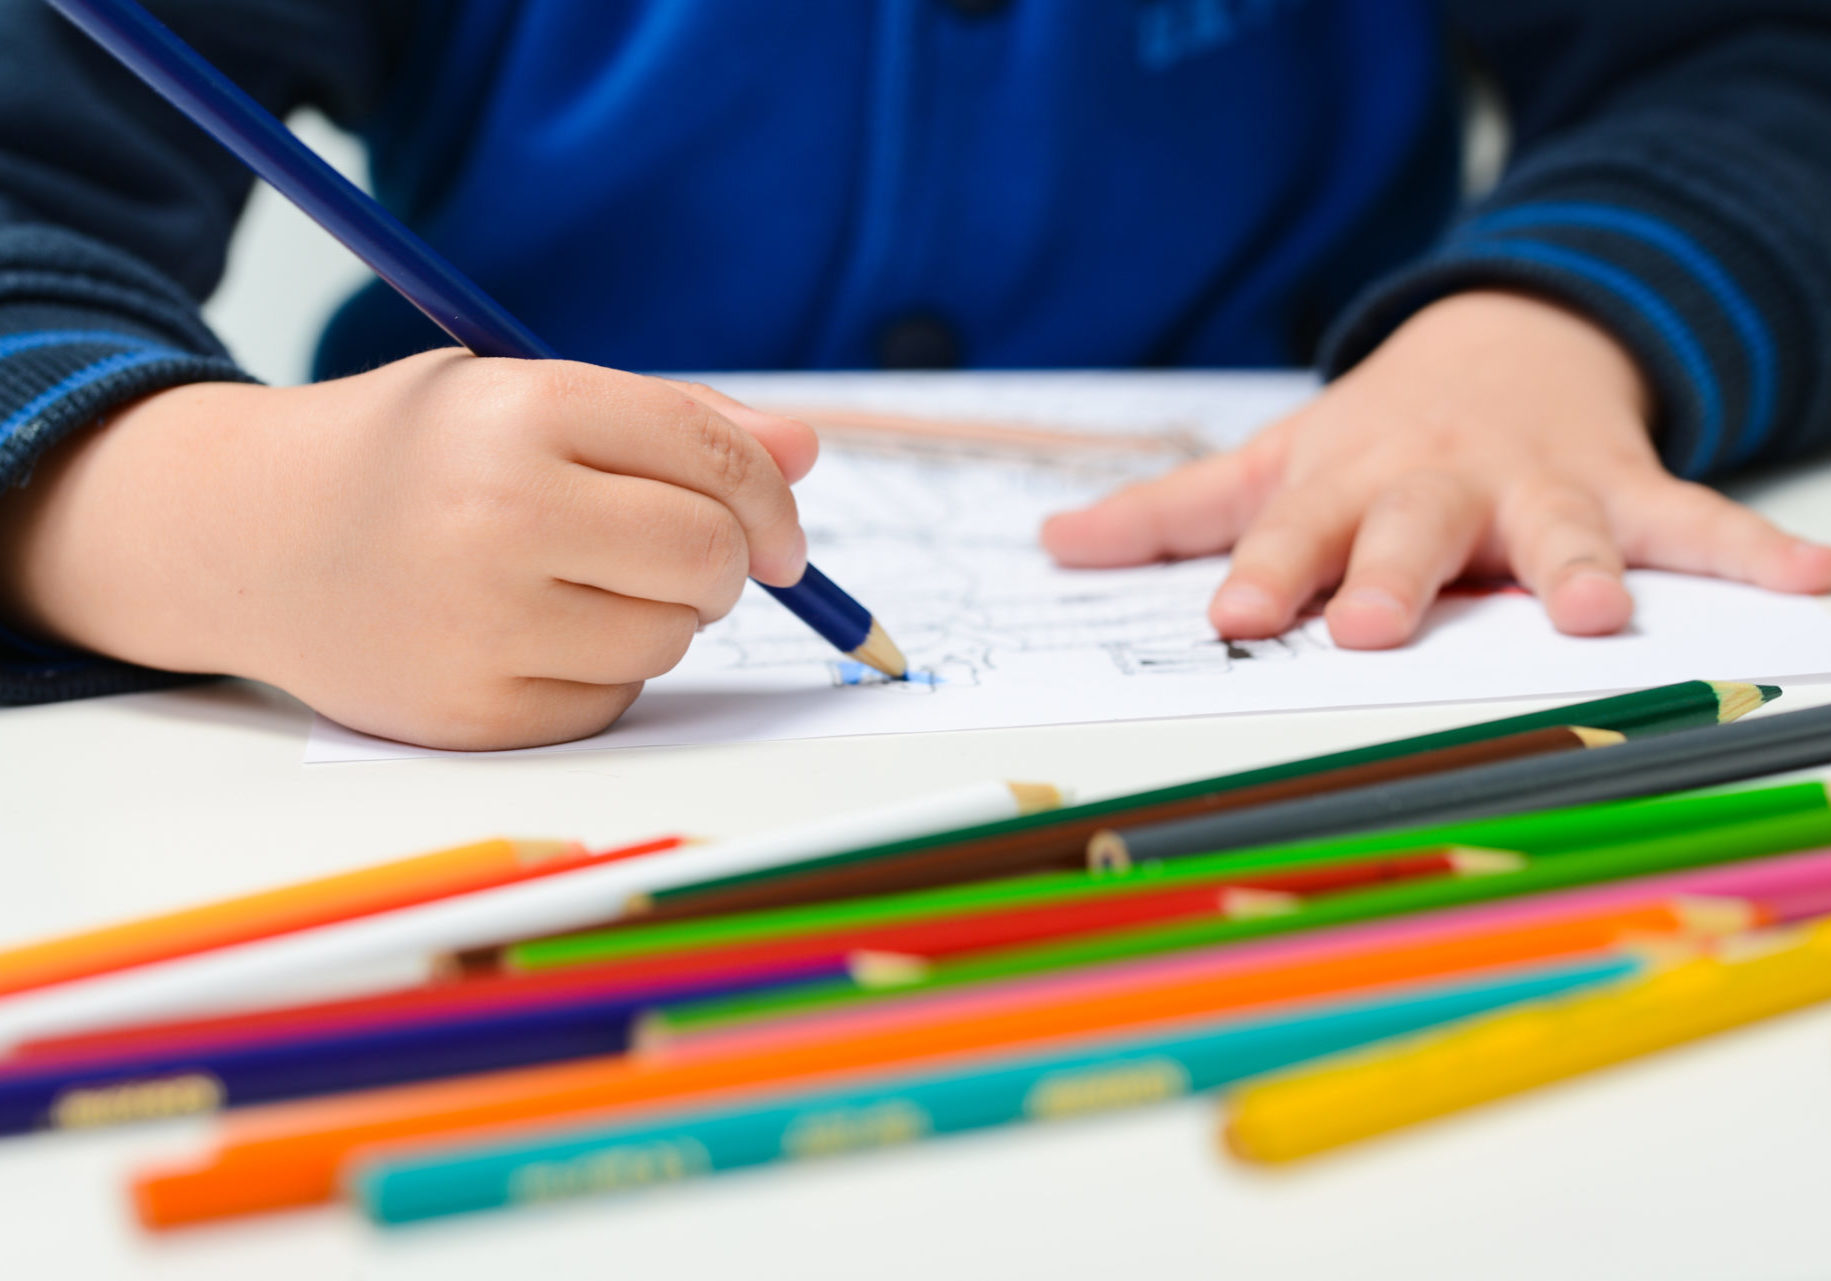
[355,953,1639,1223]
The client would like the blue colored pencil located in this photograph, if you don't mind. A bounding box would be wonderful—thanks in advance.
[0,959,847,1134]
[44,0,906,677]
[353,954,1639,1223]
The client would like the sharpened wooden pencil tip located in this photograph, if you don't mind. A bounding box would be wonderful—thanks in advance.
[1571,726,1627,748]
[509,839,586,868]
[629,1012,670,1056]
[1671,894,1764,937]
[1005,782,1067,815]
[1709,681,1766,724]
[1086,830,1130,874]
[1446,848,1527,876]
[848,621,908,679]
[849,950,931,988]
[1222,889,1302,919]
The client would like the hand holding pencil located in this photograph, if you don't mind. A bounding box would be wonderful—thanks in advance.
[3,353,823,752]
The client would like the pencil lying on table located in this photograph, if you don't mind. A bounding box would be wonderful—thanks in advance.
[1090,700,1831,869]
[0,836,683,999]
[134,942,1650,1226]
[0,783,1059,1049]
[635,897,1754,1061]
[1223,917,1831,1164]
[0,956,859,1135]
[644,806,1831,1039]
[624,726,1620,923]
[470,848,1510,996]
[350,955,1644,1226]
[497,782,1828,989]
[606,682,1774,928]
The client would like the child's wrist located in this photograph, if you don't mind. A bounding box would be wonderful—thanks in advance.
[1379,289,1654,429]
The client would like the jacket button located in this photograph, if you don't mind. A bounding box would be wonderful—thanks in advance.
[940,0,1011,14]
[877,313,963,368]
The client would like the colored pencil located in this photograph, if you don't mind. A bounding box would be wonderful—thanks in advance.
[445,848,1500,1007]
[637,898,1754,1061]
[623,683,1774,920]
[0,782,1059,1050]
[8,946,894,1065]
[133,949,1646,1226]
[1224,918,1831,1164]
[351,956,1641,1224]
[648,807,1831,1036]
[626,727,1619,923]
[45,0,906,676]
[502,782,1828,978]
[1091,702,1831,868]
[656,844,1831,1057]
[0,958,851,1135]
[0,837,687,1001]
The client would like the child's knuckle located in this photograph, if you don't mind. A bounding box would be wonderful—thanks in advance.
[683,401,753,495]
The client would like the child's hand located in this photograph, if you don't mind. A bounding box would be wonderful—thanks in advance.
[0,351,816,749]
[1043,290,1831,648]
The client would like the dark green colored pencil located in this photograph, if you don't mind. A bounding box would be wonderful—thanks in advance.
[635,682,1777,913]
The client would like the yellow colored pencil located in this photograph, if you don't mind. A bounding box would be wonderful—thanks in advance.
[0,837,632,998]
[1224,918,1831,1164]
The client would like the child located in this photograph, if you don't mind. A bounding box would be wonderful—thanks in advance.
[1,0,1829,750]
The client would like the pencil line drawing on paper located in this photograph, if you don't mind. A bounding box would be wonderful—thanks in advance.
[691,426,1333,689]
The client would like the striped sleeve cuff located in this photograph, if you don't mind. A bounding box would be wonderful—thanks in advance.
[0,224,251,704]
[1319,154,1819,480]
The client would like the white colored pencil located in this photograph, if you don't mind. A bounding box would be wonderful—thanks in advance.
[0,781,1059,1049]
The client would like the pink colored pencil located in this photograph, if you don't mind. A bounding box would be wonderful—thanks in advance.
[648,847,1831,1059]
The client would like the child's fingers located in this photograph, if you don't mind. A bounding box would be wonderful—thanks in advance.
[468,680,646,753]
[1323,472,1485,649]
[1615,478,1831,594]
[562,380,809,587]
[546,472,750,621]
[1209,482,1362,638]
[1502,482,1632,636]
[1040,445,1278,568]
[660,380,821,485]
[517,581,701,688]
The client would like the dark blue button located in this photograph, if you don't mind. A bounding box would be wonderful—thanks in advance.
[941,0,1011,15]
[877,312,963,369]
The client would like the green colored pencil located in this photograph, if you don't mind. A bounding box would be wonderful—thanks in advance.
[648,805,1831,1036]
[355,953,1640,1224]
[638,682,1778,908]
[509,781,1827,974]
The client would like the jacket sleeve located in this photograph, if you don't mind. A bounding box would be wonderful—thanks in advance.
[1321,1,1831,481]
[0,0,409,703]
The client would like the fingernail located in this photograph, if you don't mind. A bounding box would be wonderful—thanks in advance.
[1334,586,1407,618]
[1217,581,1278,623]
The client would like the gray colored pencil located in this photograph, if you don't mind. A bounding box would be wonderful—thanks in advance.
[1090,700,1831,870]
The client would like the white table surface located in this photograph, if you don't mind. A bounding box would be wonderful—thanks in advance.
[3,444,1831,1281]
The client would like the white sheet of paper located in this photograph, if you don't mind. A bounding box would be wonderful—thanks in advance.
[306,371,1831,763]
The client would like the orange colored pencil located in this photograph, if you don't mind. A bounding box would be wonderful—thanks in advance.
[0,836,683,999]
[130,895,1748,1227]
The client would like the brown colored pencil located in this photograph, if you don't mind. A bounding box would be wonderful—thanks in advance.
[620,726,1622,926]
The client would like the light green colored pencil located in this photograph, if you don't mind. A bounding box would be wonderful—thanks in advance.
[646,805,1831,1037]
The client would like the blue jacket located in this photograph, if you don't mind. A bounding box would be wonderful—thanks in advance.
[3,0,1831,701]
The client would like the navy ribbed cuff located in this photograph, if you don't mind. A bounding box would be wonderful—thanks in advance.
[1321,130,1822,481]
